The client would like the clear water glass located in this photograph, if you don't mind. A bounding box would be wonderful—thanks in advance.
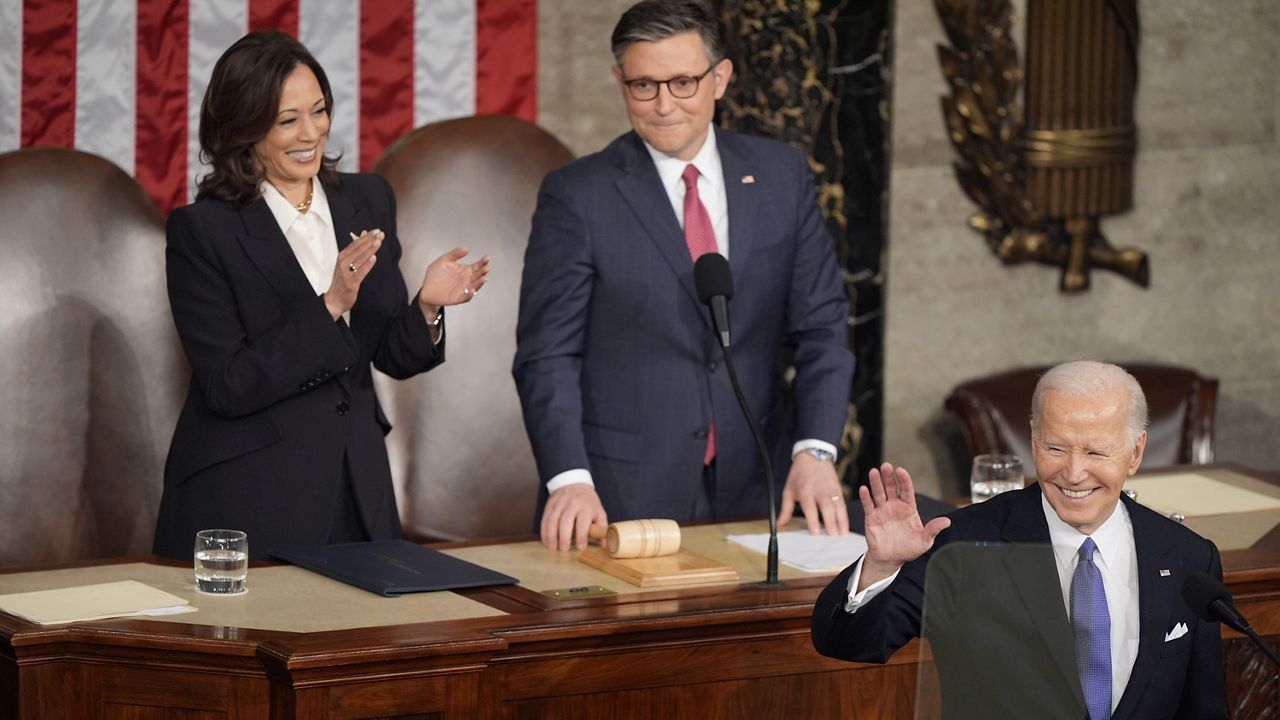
[194,529,248,594]
[969,454,1024,504]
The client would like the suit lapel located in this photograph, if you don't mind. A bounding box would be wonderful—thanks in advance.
[322,183,369,398]
[237,183,371,398]
[237,201,317,307]
[716,129,763,286]
[1111,496,1177,720]
[614,133,706,317]
[324,180,368,254]
[1000,486,1087,708]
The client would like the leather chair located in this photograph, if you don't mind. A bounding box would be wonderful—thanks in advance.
[944,363,1217,480]
[0,148,186,567]
[373,115,574,540]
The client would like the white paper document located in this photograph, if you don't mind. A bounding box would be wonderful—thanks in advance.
[0,580,195,625]
[726,530,868,573]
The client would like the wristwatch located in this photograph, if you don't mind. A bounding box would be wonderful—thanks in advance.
[799,447,836,463]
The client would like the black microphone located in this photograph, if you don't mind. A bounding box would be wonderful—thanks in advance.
[1182,571,1280,665]
[1183,571,1250,633]
[694,253,733,349]
[693,253,781,586]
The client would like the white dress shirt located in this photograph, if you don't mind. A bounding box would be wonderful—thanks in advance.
[1044,493,1139,714]
[644,125,729,257]
[545,125,836,493]
[843,494,1140,713]
[260,178,346,324]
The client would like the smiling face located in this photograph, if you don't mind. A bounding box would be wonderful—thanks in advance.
[252,63,328,201]
[1033,387,1147,534]
[612,30,731,161]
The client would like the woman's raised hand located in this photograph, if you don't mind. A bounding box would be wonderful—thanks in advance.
[417,247,492,317]
[325,230,383,320]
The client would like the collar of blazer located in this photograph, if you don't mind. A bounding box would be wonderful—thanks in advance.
[237,179,370,310]
[613,129,763,320]
[235,180,370,397]
[1112,490,1183,718]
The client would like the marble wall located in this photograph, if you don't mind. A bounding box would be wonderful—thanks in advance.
[535,0,1280,498]
[537,0,635,156]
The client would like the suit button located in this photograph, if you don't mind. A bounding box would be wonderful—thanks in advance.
[694,429,709,439]
[336,401,350,415]
[708,361,718,372]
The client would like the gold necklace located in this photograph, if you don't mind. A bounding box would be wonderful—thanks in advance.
[293,181,314,213]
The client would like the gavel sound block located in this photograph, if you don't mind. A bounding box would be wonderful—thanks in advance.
[587,518,681,558]
[579,519,739,588]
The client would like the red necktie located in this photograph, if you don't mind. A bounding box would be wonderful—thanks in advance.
[682,164,717,465]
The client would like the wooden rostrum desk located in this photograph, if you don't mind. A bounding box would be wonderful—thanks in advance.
[3,464,1279,719]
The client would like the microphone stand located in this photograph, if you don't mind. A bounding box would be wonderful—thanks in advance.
[1237,624,1280,666]
[1216,600,1280,666]
[719,345,781,587]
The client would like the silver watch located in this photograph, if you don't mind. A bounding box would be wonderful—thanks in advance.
[800,447,835,463]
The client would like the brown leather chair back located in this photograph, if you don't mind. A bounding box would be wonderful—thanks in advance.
[0,148,186,567]
[945,363,1217,480]
[373,116,573,540]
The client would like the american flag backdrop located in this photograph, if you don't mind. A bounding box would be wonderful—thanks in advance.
[0,0,538,214]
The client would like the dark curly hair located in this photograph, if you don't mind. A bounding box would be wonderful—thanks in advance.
[195,30,341,205]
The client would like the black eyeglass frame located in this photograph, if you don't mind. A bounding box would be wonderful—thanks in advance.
[621,63,717,101]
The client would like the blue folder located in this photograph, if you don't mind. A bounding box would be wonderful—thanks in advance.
[271,539,518,597]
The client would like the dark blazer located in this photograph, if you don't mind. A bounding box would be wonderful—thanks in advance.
[513,128,854,523]
[153,173,441,559]
[811,485,1227,719]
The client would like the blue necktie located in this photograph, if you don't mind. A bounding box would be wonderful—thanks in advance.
[1071,537,1112,720]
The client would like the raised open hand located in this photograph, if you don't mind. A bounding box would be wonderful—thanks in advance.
[325,230,383,320]
[857,463,951,590]
[417,247,491,312]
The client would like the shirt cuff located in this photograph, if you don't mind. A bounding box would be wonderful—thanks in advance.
[843,556,900,613]
[792,438,838,459]
[546,468,594,493]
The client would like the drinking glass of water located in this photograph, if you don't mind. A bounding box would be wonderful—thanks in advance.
[969,454,1024,504]
[194,529,248,594]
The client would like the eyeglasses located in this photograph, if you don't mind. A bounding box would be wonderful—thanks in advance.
[622,64,716,101]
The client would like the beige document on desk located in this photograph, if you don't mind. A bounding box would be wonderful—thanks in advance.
[1126,473,1280,517]
[0,580,195,625]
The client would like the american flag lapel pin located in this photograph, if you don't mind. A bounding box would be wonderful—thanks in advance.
[741,175,755,184]
[1159,569,1171,577]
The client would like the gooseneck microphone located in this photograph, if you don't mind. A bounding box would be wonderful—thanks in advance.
[1183,571,1280,665]
[693,253,780,586]
[694,254,733,349]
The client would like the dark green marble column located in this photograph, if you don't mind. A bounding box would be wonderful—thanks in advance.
[715,0,891,487]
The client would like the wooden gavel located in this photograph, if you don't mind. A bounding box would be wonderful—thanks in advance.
[587,519,681,558]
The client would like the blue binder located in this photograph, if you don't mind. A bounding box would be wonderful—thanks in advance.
[271,539,518,597]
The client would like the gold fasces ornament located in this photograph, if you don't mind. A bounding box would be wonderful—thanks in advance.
[935,0,1149,293]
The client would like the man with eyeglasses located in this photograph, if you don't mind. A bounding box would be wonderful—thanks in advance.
[514,0,853,552]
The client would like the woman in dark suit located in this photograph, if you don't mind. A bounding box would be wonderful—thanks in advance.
[153,30,490,559]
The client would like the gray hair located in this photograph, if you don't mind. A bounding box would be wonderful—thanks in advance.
[1030,361,1149,446]
[611,0,725,67]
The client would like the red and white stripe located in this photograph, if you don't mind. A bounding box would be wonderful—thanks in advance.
[2,0,537,214]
